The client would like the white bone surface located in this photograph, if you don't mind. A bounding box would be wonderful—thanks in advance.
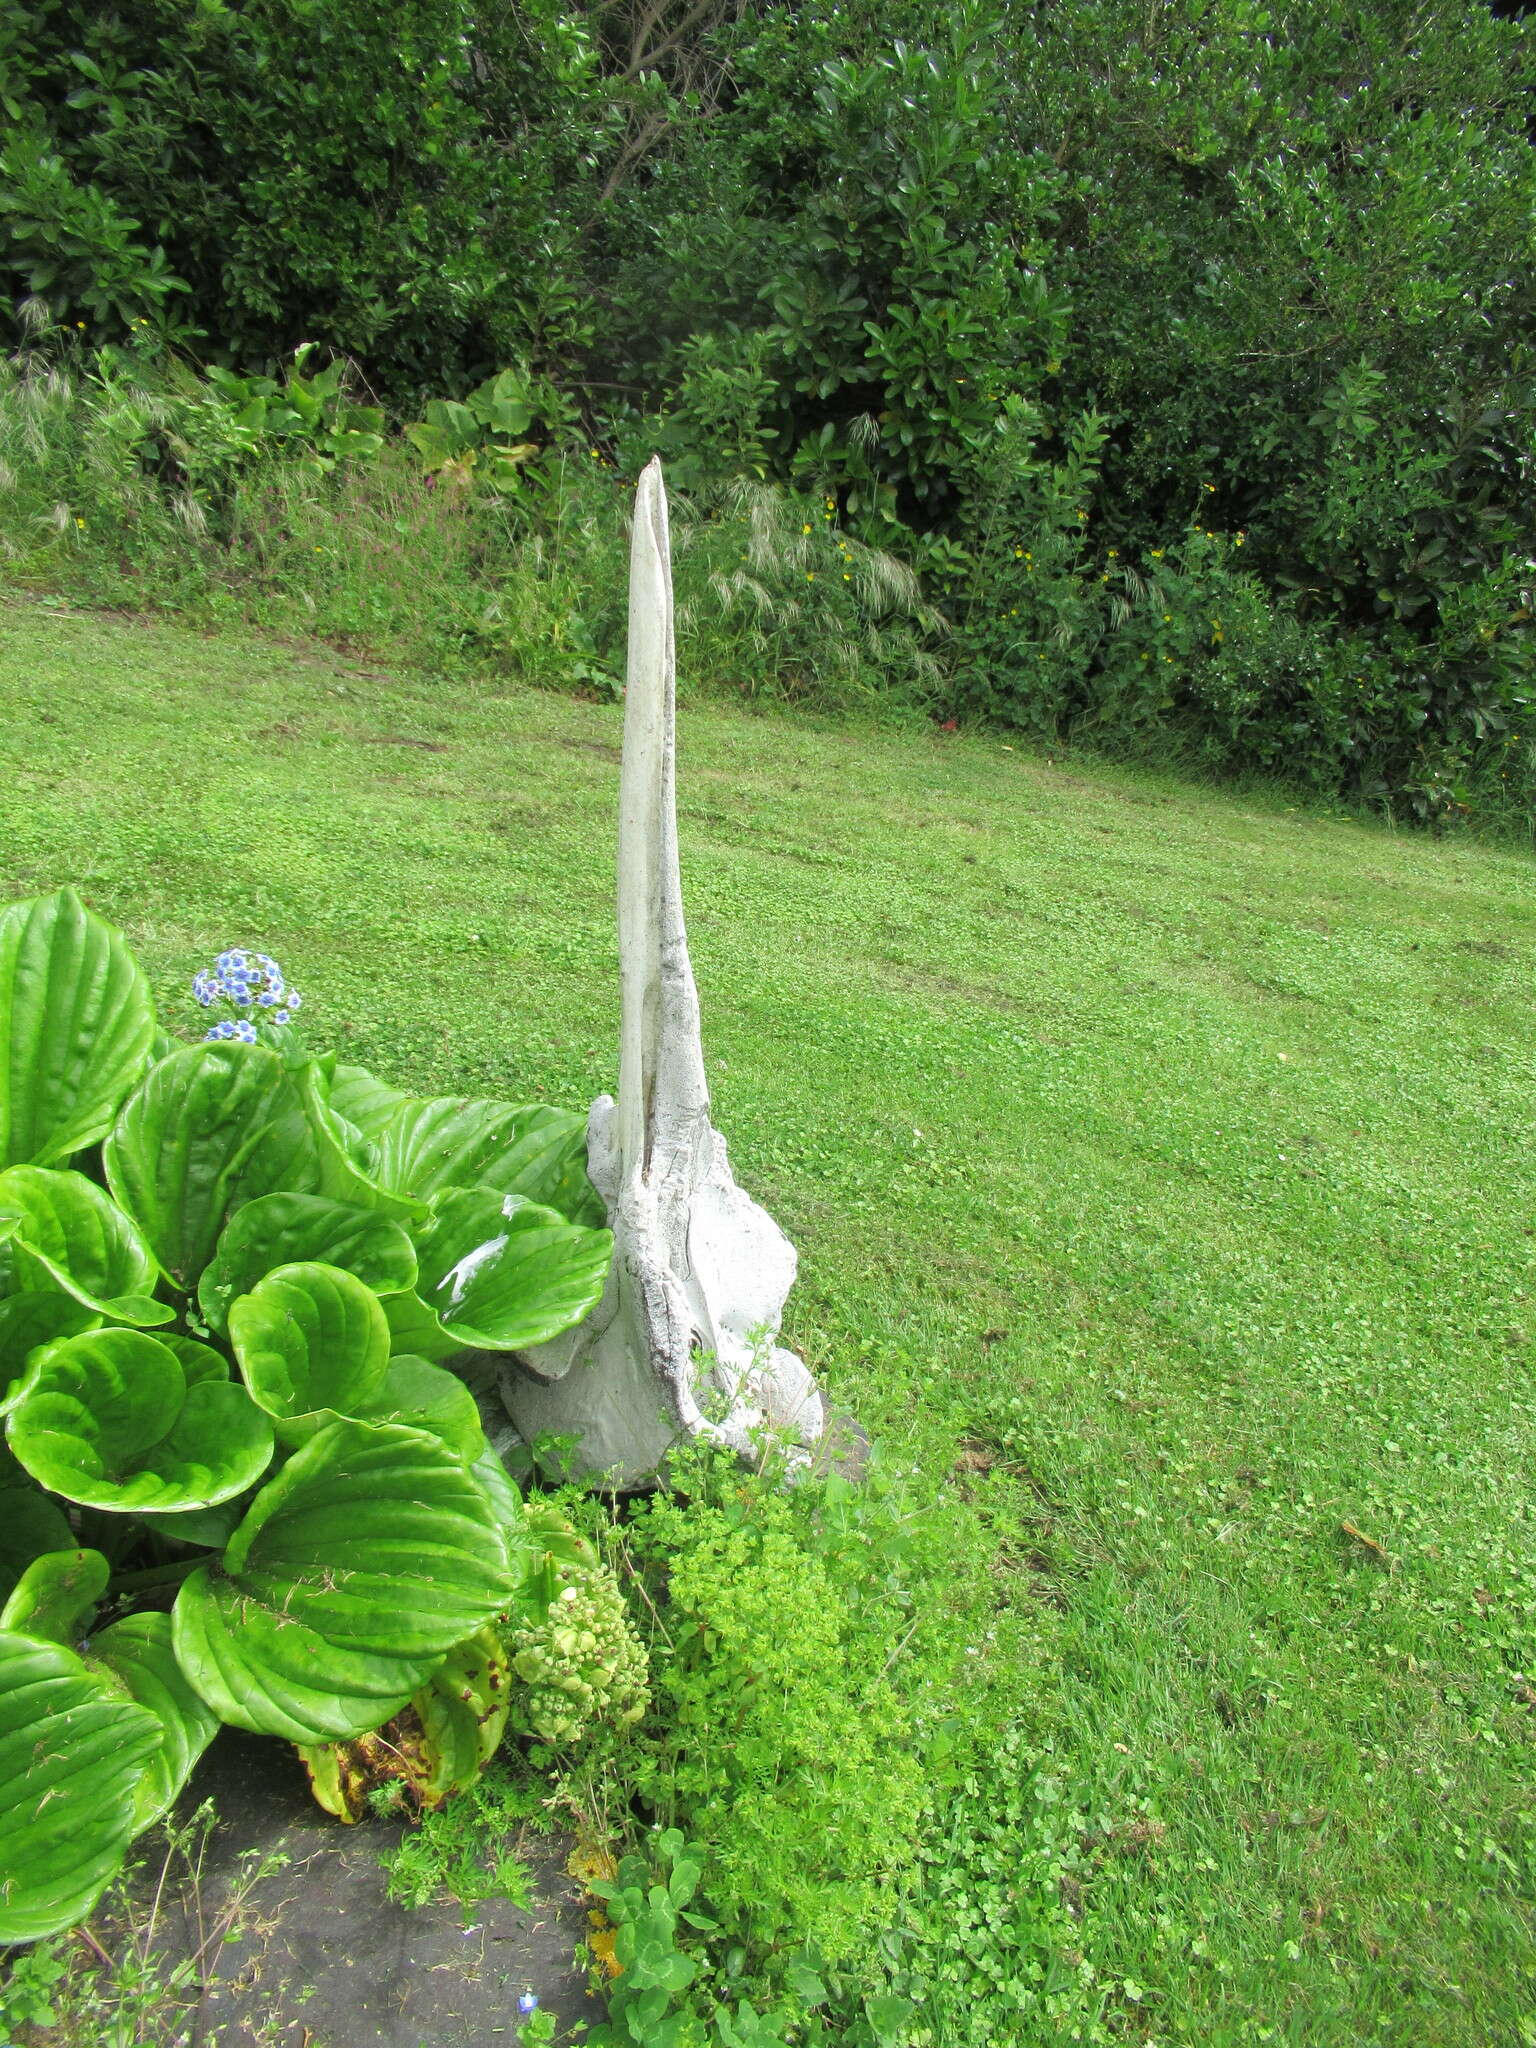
[501,460,825,1484]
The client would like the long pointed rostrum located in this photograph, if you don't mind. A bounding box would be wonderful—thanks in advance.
[502,460,826,1485]
[616,458,708,1189]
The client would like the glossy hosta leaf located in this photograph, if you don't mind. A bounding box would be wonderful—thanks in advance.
[0,1483,74,1606]
[0,1292,99,1416]
[155,1334,232,1386]
[0,1548,108,1644]
[371,1355,484,1461]
[331,1066,603,1222]
[470,1442,526,1539]
[103,1043,322,1289]
[294,1064,426,1222]
[0,1630,161,1942]
[139,1498,249,1550]
[0,889,156,1170]
[325,1063,411,1133]
[86,1613,219,1829]
[229,1261,391,1442]
[413,1187,612,1351]
[383,1288,463,1363]
[172,1418,515,1742]
[200,1194,417,1335]
[0,1166,171,1326]
[7,1327,275,1512]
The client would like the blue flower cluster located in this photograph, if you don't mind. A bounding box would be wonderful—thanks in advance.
[191,948,303,1041]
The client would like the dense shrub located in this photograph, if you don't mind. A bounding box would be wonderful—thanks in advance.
[0,340,943,719]
[2,0,1533,823]
[0,0,599,392]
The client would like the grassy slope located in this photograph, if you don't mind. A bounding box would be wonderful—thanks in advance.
[3,599,1534,2046]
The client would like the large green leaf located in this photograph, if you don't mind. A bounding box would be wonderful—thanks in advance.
[7,1327,275,1512]
[470,1441,526,1536]
[135,1349,252,1549]
[383,1287,464,1363]
[155,1333,233,1386]
[199,1193,417,1335]
[0,1166,171,1326]
[228,1261,391,1442]
[172,1418,515,1742]
[372,1355,484,1461]
[0,889,156,1170]
[294,1064,426,1222]
[85,1613,219,1829]
[413,1187,612,1351]
[0,1482,74,1605]
[103,1043,321,1290]
[325,1063,411,1133]
[330,1066,603,1222]
[0,1630,161,1942]
[0,1548,108,1644]
[139,1498,250,1550]
[0,1292,99,1416]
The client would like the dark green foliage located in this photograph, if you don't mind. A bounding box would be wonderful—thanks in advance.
[2,0,1532,820]
[0,889,614,1940]
[0,0,597,390]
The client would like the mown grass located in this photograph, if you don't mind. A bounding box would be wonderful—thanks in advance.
[2,597,1534,2046]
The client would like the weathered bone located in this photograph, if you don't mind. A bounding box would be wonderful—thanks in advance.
[500,459,826,1486]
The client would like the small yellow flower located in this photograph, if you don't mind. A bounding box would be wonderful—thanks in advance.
[1100,574,1109,584]
[842,572,850,581]
[1013,548,1023,558]
[1151,549,1164,559]
[75,321,85,330]
[807,571,816,581]
[1235,533,1246,547]
[1107,549,1118,558]
[1009,607,1018,616]
[1162,614,1171,623]
[1203,482,1216,493]
[802,524,812,534]
[1024,551,1033,561]
[74,516,86,530]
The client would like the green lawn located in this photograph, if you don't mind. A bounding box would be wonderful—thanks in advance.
[3,598,1534,2047]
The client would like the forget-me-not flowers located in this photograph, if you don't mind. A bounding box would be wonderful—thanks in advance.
[192,948,303,1039]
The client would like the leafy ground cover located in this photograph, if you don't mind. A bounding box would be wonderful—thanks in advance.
[1,598,1534,2045]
